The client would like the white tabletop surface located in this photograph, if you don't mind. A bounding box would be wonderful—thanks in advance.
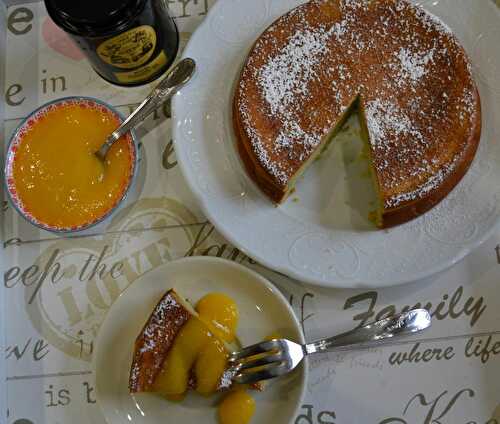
[2,1,500,423]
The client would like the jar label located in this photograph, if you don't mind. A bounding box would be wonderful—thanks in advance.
[113,51,168,83]
[97,25,157,69]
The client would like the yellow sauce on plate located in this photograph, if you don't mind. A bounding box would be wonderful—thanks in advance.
[219,389,256,424]
[153,293,239,397]
[152,292,256,424]
[11,100,134,229]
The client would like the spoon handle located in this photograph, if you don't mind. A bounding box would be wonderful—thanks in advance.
[304,309,431,354]
[96,58,196,160]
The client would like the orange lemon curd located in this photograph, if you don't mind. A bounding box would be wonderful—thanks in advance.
[196,293,239,343]
[152,292,255,424]
[12,102,133,228]
[153,293,238,397]
[219,389,256,424]
[153,316,227,397]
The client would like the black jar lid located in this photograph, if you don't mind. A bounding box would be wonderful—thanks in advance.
[44,0,147,37]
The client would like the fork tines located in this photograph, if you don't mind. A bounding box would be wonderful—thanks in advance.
[228,339,290,385]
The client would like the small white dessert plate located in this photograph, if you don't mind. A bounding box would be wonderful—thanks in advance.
[171,0,500,288]
[94,256,307,424]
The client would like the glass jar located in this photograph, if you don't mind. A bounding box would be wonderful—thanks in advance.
[44,0,179,86]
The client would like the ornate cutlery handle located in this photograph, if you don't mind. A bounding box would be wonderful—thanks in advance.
[96,58,196,160]
[304,309,431,355]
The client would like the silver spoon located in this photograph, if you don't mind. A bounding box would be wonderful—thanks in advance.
[95,57,196,161]
[228,308,431,384]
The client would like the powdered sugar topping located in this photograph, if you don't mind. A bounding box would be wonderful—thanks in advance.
[129,291,191,390]
[259,29,330,116]
[236,0,479,205]
[394,47,435,85]
[386,156,460,208]
[365,98,425,151]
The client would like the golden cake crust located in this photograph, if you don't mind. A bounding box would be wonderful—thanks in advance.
[129,289,192,393]
[233,0,481,228]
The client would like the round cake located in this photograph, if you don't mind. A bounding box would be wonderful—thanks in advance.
[233,0,481,228]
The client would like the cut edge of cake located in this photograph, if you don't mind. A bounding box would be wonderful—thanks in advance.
[277,95,360,204]
[238,92,385,227]
[357,101,384,228]
[129,289,194,394]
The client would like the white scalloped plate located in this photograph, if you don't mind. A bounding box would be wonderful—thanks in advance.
[172,0,500,288]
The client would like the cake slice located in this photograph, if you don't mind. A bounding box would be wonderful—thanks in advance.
[129,289,194,393]
[129,289,256,397]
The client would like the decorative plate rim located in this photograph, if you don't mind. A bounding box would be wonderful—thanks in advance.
[172,0,500,288]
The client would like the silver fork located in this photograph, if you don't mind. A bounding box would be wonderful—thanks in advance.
[228,308,431,385]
